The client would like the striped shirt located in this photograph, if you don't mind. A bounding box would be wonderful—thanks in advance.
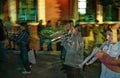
[14,30,29,46]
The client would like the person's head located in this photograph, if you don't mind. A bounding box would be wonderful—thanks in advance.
[68,20,74,26]
[47,20,51,25]
[95,20,99,24]
[106,29,113,43]
[71,25,80,35]
[63,21,71,31]
[39,20,43,24]
[19,21,28,30]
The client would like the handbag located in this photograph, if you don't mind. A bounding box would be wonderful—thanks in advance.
[28,50,36,64]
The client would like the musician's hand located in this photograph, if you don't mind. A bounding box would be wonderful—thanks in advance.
[94,51,104,59]
[93,47,98,50]
[86,62,91,65]
[61,35,67,40]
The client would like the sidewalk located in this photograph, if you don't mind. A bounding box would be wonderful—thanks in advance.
[0,50,101,78]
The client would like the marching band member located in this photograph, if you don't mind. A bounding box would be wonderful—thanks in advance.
[61,25,84,78]
[95,29,120,78]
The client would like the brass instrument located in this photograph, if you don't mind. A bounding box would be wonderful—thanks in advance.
[51,30,71,43]
[79,41,109,68]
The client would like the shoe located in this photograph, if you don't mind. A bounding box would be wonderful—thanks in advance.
[22,70,31,74]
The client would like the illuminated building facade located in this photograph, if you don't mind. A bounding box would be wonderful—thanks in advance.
[0,0,120,24]
[0,0,74,24]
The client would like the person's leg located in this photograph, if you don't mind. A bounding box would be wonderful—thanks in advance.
[56,42,62,51]
[72,68,84,78]
[65,66,74,78]
[61,47,66,60]
[20,46,31,72]
[46,40,52,51]
[40,36,44,50]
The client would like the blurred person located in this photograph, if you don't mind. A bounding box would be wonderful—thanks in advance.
[61,25,84,78]
[4,16,14,50]
[81,24,90,50]
[60,20,73,60]
[95,28,120,78]
[37,20,45,51]
[0,19,8,62]
[68,20,74,27]
[81,29,113,67]
[54,20,63,51]
[40,20,55,51]
[11,22,31,74]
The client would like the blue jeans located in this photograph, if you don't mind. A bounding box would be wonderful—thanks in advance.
[46,41,52,51]
[40,36,52,51]
[40,36,44,50]
[0,41,8,61]
[19,43,31,71]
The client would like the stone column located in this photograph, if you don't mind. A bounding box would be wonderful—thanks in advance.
[8,0,17,23]
[73,0,79,21]
[37,0,46,25]
[96,1,103,23]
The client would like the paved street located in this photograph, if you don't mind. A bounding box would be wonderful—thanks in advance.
[0,50,101,78]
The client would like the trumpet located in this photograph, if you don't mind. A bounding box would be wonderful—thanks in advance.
[51,31,71,43]
[79,41,109,68]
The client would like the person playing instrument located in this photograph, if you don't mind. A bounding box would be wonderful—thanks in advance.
[78,29,112,68]
[94,29,120,78]
[61,25,84,78]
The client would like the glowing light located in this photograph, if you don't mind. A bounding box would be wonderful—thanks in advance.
[78,0,86,14]
[78,2,86,8]
[79,0,86,1]
[96,4,103,23]
[8,0,17,23]
[38,0,46,25]
[78,9,86,14]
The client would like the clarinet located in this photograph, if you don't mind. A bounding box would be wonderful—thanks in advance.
[79,41,109,68]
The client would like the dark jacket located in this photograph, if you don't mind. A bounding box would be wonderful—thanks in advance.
[13,30,29,47]
[61,32,84,68]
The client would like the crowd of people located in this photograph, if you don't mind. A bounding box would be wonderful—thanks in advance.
[0,17,120,78]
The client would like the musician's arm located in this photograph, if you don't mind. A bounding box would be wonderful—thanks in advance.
[95,51,120,65]
[96,51,120,73]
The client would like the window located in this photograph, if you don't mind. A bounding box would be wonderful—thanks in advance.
[78,0,87,14]
[18,0,37,22]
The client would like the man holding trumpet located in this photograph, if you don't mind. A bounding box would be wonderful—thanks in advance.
[60,25,84,78]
